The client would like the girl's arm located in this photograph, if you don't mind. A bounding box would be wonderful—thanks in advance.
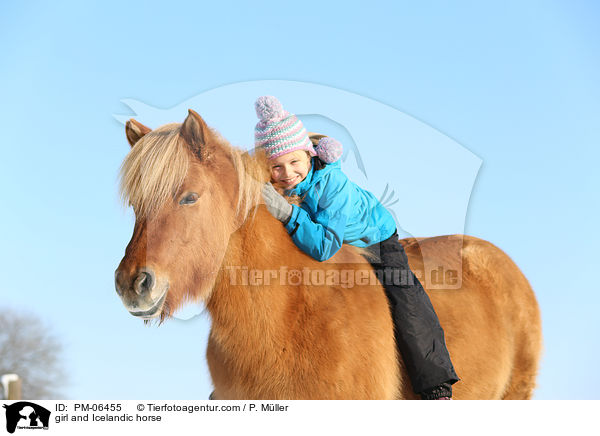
[283,173,352,262]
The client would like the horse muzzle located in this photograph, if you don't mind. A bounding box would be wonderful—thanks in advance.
[114,267,169,319]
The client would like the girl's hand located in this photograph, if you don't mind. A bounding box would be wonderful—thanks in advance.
[261,183,293,223]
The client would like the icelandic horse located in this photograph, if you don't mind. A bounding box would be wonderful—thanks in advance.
[114,109,542,399]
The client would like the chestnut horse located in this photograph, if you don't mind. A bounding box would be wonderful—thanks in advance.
[115,110,542,399]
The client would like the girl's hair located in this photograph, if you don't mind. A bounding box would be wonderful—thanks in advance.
[302,150,327,171]
[313,156,327,171]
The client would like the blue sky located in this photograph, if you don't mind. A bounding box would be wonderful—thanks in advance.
[0,1,599,399]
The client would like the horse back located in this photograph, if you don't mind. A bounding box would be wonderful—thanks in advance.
[401,235,542,399]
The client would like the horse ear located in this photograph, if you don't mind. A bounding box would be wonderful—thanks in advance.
[180,109,209,160]
[125,119,151,147]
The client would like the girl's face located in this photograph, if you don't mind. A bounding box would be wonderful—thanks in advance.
[269,150,312,190]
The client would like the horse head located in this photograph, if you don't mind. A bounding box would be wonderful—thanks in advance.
[114,110,267,321]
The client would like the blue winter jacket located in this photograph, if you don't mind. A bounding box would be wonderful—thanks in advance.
[283,157,396,262]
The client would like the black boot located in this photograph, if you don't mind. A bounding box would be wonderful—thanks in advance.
[420,382,453,400]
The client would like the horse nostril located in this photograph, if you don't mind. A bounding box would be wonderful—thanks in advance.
[133,270,154,296]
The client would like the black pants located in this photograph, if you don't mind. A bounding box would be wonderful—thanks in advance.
[365,230,459,396]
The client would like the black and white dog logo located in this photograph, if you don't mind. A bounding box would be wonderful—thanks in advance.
[3,402,50,433]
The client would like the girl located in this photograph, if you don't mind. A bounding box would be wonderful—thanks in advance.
[256,96,459,400]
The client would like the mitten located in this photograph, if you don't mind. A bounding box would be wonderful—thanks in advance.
[261,182,293,223]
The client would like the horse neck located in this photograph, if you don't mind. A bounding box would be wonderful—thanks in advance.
[206,206,293,345]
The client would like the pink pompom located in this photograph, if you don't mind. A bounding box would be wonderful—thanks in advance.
[255,96,286,122]
[315,137,343,163]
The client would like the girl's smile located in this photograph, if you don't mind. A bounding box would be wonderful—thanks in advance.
[270,150,312,190]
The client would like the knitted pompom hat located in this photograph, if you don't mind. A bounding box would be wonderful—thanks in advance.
[314,136,343,163]
[254,96,316,160]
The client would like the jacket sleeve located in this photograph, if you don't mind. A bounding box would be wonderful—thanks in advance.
[283,172,351,261]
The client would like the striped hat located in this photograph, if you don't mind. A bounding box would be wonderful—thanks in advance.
[254,96,316,160]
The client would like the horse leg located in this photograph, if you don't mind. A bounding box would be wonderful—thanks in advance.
[501,361,538,399]
[501,325,543,399]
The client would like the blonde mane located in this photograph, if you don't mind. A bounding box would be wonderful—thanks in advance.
[119,123,264,222]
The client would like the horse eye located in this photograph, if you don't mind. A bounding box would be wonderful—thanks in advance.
[179,192,199,205]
